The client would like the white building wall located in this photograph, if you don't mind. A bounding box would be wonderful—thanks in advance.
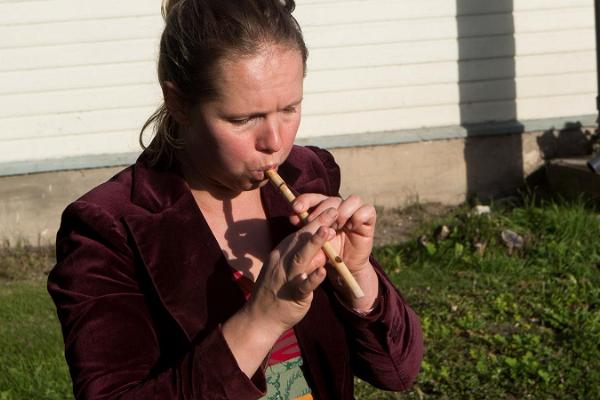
[0,0,596,175]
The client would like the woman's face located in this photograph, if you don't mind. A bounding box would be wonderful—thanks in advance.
[180,44,304,197]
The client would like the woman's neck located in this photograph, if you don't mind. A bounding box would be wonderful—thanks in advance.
[190,186,262,216]
[188,179,271,282]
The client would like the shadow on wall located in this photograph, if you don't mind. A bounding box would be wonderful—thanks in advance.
[523,122,595,193]
[536,122,595,160]
[457,0,523,202]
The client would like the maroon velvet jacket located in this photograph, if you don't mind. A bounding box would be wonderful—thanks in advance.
[48,145,423,399]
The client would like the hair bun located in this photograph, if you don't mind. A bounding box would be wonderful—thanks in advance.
[281,0,296,13]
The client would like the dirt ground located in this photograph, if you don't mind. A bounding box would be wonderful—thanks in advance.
[373,203,454,247]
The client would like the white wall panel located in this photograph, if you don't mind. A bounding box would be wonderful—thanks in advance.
[0,15,163,48]
[0,1,156,25]
[0,0,597,173]
[0,61,156,95]
[300,104,461,138]
[518,94,596,121]
[303,8,593,49]
[0,84,161,119]
[1,130,140,163]
[307,29,594,71]
[305,52,596,93]
[0,107,151,141]
[1,39,157,72]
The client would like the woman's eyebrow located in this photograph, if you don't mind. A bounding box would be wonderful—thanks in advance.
[224,97,304,118]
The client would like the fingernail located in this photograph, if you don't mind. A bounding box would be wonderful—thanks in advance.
[318,227,328,238]
[345,222,353,231]
[293,202,303,212]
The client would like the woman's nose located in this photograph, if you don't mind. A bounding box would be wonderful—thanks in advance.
[256,117,282,153]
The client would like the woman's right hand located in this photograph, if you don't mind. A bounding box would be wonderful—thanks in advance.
[247,207,338,333]
[222,207,337,378]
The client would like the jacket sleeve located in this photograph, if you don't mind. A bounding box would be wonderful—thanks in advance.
[329,259,424,391]
[48,201,265,400]
[307,146,424,391]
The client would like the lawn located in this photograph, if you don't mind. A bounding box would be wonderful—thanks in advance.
[0,281,71,400]
[1,196,599,399]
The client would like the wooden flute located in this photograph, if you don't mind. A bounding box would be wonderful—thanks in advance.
[265,169,365,299]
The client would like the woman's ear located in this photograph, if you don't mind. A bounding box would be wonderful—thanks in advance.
[163,81,190,125]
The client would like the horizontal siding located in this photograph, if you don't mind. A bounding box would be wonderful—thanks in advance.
[0,61,156,95]
[0,15,163,48]
[307,29,594,71]
[1,91,594,143]
[304,72,596,117]
[4,86,576,146]
[0,84,161,119]
[295,0,591,27]
[0,1,156,25]
[1,38,157,72]
[307,51,596,93]
[0,0,597,171]
[300,93,594,137]
[303,8,593,49]
[1,130,140,164]
[3,28,593,73]
[4,50,595,97]
[0,107,149,142]
[2,69,593,136]
[3,7,591,50]
[0,0,589,26]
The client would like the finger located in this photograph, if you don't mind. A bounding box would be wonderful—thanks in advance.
[292,267,327,301]
[347,204,377,236]
[335,195,363,230]
[289,214,305,227]
[292,193,330,215]
[290,194,342,225]
[287,211,337,276]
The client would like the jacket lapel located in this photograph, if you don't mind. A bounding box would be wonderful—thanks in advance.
[123,158,245,343]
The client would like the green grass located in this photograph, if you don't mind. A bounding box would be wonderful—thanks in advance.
[356,197,600,399]
[0,281,71,400]
[1,197,599,399]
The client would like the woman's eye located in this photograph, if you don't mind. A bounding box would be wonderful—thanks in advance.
[230,118,251,125]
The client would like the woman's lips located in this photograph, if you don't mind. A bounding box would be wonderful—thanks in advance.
[261,163,278,172]
[250,164,278,181]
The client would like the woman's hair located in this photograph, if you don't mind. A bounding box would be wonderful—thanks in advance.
[139,0,308,167]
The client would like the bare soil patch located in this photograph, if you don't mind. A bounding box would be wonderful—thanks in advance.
[373,203,454,247]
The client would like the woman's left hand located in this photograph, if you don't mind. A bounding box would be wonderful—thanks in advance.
[290,193,379,311]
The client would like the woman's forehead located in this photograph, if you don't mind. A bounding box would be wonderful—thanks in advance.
[214,45,304,105]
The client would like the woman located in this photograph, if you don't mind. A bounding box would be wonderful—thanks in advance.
[48,0,423,399]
